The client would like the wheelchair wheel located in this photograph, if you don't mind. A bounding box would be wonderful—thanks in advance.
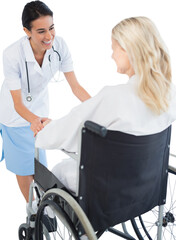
[18,223,33,240]
[131,167,176,240]
[35,188,97,240]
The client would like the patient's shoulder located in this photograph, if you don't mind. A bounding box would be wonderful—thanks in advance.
[100,83,133,95]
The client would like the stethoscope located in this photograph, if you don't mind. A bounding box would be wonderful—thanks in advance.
[25,46,61,102]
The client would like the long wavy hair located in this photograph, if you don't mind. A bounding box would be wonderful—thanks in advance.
[112,17,171,114]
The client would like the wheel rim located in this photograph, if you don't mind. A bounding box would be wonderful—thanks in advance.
[35,198,80,240]
[35,189,97,240]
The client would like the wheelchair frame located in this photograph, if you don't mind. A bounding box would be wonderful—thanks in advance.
[130,163,176,240]
[18,121,176,240]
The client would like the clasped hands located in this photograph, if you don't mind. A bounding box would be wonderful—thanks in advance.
[30,117,51,136]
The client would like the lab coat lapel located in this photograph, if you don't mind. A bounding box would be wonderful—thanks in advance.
[33,63,43,76]
[22,37,43,76]
[42,49,52,69]
[34,49,51,75]
[22,37,35,63]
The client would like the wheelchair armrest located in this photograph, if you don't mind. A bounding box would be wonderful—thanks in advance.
[35,147,39,161]
[62,149,78,161]
[84,121,107,137]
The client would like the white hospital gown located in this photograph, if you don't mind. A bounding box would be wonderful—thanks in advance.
[51,158,77,192]
[36,75,176,192]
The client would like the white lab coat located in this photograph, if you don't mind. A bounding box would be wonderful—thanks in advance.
[0,36,73,127]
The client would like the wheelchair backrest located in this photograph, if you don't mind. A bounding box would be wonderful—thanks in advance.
[77,122,171,231]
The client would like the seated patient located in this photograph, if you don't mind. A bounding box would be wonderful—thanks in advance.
[36,17,176,192]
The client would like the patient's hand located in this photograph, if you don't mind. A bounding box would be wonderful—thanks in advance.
[42,119,52,127]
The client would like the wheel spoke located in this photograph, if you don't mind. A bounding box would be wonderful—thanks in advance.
[130,170,176,240]
[35,190,97,240]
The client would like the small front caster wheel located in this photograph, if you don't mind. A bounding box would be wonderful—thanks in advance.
[18,223,32,240]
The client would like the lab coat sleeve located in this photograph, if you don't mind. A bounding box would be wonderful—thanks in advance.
[35,87,108,152]
[3,50,21,90]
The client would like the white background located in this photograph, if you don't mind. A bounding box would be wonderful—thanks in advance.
[0,0,176,239]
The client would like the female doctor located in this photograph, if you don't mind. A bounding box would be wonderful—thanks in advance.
[0,0,90,203]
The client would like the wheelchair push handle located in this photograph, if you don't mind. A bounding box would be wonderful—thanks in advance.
[84,121,107,137]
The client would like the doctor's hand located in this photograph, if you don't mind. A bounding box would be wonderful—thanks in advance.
[42,118,52,127]
[30,117,45,137]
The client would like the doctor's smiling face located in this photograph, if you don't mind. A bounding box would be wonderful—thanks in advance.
[24,15,55,54]
[111,38,134,77]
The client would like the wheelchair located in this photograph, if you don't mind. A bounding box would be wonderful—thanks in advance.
[18,121,176,240]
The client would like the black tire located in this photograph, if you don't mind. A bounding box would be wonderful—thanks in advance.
[35,199,79,240]
[19,223,33,240]
[131,168,176,240]
[35,189,97,240]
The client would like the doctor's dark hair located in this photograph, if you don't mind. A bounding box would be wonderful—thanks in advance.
[22,0,53,30]
[112,17,171,115]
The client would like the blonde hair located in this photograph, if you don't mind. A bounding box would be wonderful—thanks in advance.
[112,17,171,114]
